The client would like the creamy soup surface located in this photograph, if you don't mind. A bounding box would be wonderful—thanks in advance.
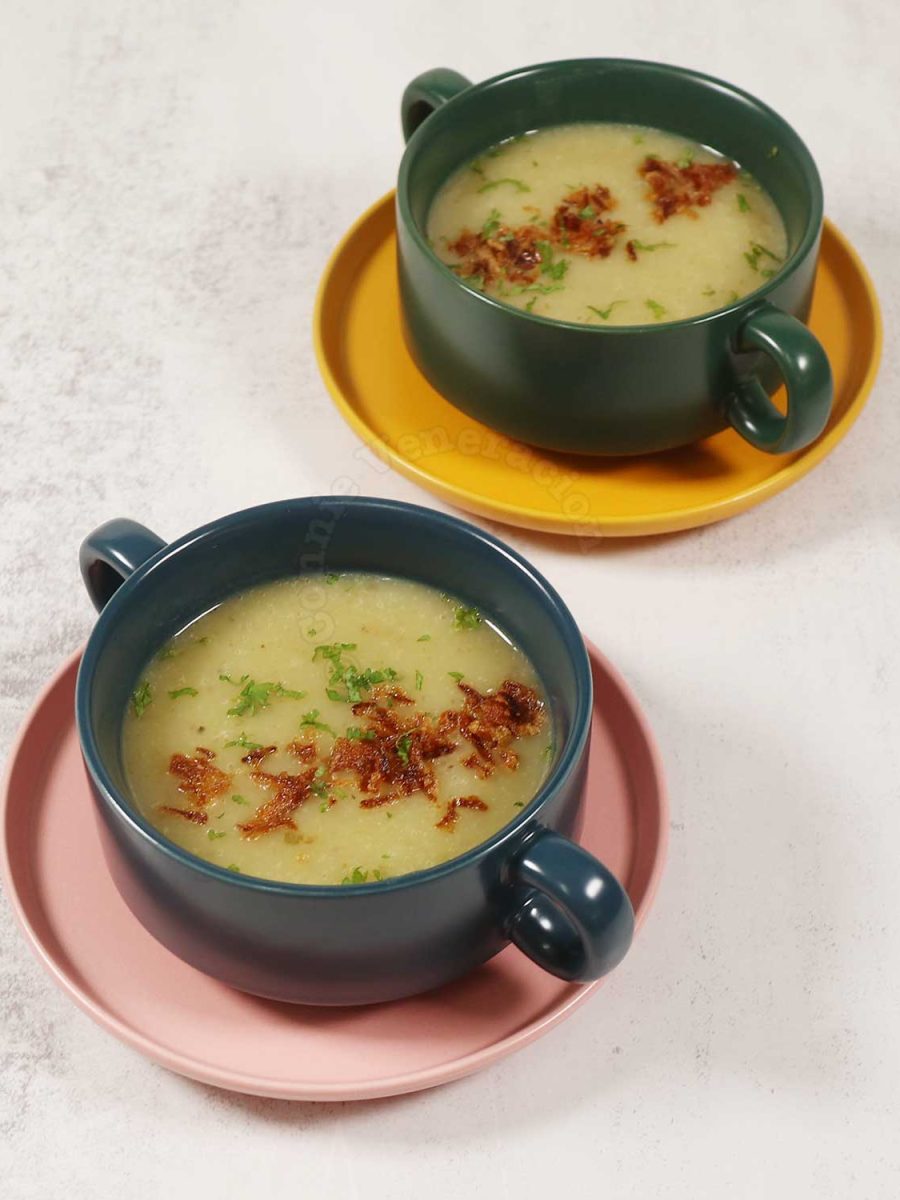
[427,122,788,325]
[123,575,552,885]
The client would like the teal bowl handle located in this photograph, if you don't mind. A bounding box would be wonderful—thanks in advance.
[401,68,472,142]
[505,829,634,982]
[79,518,167,612]
[726,302,833,454]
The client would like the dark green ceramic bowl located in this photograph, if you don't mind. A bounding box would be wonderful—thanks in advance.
[76,497,634,1005]
[398,58,832,456]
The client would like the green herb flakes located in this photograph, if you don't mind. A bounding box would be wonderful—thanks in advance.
[588,300,625,321]
[453,604,482,630]
[415,670,424,691]
[207,829,226,841]
[481,208,502,238]
[395,734,412,765]
[630,239,675,253]
[744,241,783,273]
[226,679,306,718]
[231,794,247,805]
[325,573,340,584]
[300,709,335,735]
[478,177,530,194]
[313,642,398,703]
[224,732,263,751]
[131,681,152,717]
[346,726,376,741]
[448,671,465,683]
[340,866,369,886]
[417,633,431,642]
[168,686,198,700]
[645,299,667,321]
[737,193,751,213]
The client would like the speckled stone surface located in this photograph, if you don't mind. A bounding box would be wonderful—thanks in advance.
[1,2,899,1196]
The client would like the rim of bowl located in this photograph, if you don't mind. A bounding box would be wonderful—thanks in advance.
[397,56,824,334]
[76,496,593,898]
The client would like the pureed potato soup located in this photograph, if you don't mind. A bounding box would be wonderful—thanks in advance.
[122,575,552,885]
[428,122,788,325]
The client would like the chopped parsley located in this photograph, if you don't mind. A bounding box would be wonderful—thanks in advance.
[448,671,465,683]
[767,145,779,158]
[645,299,667,321]
[207,829,227,841]
[319,800,330,813]
[514,801,525,808]
[478,177,530,195]
[481,208,502,238]
[157,646,177,661]
[346,726,376,741]
[737,193,751,213]
[231,794,248,805]
[226,864,241,873]
[226,678,306,717]
[542,744,555,760]
[224,732,263,751]
[395,734,412,765]
[632,132,645,145]
[630,239,675,252]
[131,681,152,717]
[469,159,484,175]
[675,147,695,168]
[579,205,596,220]
[588,301,625,321]
[417,634,431,642]
[341,866,370,885]
[168,686,198,700]
[744,241,783,273]
[325,573,340,584]
[525,295,538,312]
[453,604,482,630]
[415,670,424,691]
[313,642,398,703]
[536,240,569,282]
[701,286,716,297]
[300,709,335,735]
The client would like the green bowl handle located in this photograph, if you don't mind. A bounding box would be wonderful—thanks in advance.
[401,68,472,142]
[726,302,833,454]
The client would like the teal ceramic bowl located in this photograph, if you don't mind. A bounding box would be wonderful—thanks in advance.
[76,497,634,1005]
[397,58,833,456]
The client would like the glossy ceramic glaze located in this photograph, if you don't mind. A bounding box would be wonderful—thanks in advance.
[75,497,634,1004]
[316,203,880,535]
[397,59,833,456]
[1,643,666,1098]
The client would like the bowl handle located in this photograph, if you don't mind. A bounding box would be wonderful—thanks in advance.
[505,829,635,982]
[401,68,472,142]
[79,518,167,612]
[725,301,833,454]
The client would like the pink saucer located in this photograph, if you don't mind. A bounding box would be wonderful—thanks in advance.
[1,642,667,1101]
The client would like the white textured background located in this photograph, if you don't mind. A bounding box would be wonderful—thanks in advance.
[1,2,898,1197]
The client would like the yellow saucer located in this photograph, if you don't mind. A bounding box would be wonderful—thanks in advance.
[314,193,882,537]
